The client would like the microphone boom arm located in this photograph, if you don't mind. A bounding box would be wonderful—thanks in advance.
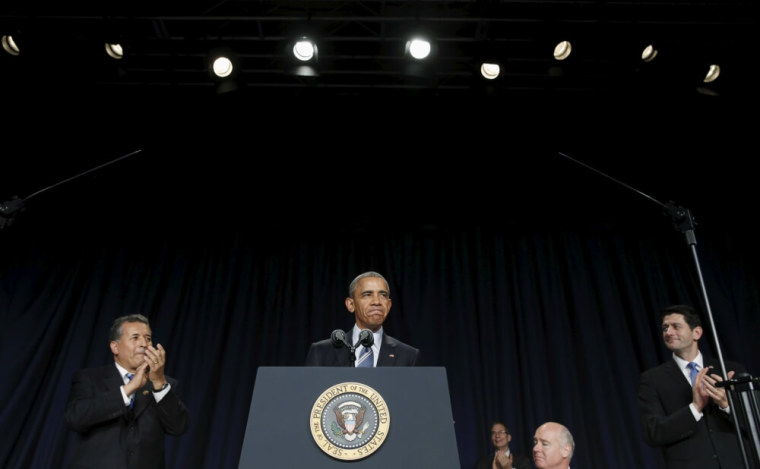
[0,149,142,231]
[558,151,757,469]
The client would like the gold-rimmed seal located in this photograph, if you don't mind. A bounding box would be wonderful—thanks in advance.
[310,381,390,461]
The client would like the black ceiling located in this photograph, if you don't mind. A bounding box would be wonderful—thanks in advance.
[1,1,756,236]
[1,1,756,100]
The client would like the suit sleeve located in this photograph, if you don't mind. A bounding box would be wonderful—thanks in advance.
[473,453,489,469]
[638,369,699,446]
[154,376,190,435]
[398,342,421,366]
[514,454,532,469]
[304,342,321,366]
[65,368,128,433]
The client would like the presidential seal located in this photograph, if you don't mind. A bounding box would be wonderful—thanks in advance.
[310,382,390,461]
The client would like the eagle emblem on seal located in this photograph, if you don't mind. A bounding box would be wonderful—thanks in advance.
[331,401,370,441]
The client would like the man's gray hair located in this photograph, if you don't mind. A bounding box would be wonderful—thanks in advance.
[558,423,575,459]
[109,314,150,342]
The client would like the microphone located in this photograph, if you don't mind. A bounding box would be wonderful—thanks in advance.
[0,196,25,230]
[332,329,358,367]
[357,329,374,348]
[331,329,351,349]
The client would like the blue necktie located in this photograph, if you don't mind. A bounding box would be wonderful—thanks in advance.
[687,362,699,385]
[356,346,374,367]
[126,373,135,407]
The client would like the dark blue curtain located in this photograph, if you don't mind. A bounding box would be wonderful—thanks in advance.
[2,93,758,469]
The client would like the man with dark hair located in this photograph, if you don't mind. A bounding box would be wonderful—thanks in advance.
[65,314,190,469]
[475,420,531,469]
[638,304,747,469]
[305,271,420,366]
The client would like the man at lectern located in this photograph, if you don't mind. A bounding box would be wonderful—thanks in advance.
[305,271,420,367]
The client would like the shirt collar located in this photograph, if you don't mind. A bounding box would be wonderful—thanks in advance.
[114,362,131,379]
[352,325,382,352]
[672,351,703,370]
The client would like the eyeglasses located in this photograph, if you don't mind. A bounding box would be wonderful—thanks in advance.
[491,430,508,436]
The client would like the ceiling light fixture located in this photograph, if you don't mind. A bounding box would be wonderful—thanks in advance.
[703,64,720,83]
[105,43,123,60]
[293,38,316,62]
[641,44,658,62]
[2,34,20,56]
[480,62,500,80]
[285,36,320,77]
[208,48,240,83]
[212,56,234,78]
[406,38,431,60]
[553,40,572,61]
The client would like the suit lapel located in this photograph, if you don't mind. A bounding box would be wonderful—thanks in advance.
[109,365,150,415]
[105,363,122,382]
[376,334,395,366]
[334,347,352,366]
[664,359,691,390]
[105,365,140,418]
[668,356,720,385]
[133,385,149,415]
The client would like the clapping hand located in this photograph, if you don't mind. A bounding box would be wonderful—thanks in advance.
[493,450,513,469]
[701,366,734,409]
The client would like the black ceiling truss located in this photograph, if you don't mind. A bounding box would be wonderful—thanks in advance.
[0,1,754,98]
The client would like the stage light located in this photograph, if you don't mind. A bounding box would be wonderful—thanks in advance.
[480,62,500,80]
[285,33,319,77]
[641,44,658,62]
[105,43,123,60]
[553,40,572,61]
[293,38,316,62]
[2,34,20,56]
[213,56,234,78]
[206,48,241,92]
[402,34,436,81]
[703,64,720,83]
[406,38,431,60]
[208,48,239,79]
[285,36,319,77]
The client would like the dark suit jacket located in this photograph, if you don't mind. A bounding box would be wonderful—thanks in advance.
[474,451,531,469]
[65,364,190,469]
[638,356,747,469]
[304,329,420,366]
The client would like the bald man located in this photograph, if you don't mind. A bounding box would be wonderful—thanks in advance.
[532,422,574,469]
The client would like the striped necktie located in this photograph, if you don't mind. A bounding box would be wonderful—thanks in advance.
[687,362,699,385]
[356,346,374,367]
[126,373,135,407]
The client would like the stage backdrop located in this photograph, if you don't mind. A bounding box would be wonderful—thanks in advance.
[1,92,758,469]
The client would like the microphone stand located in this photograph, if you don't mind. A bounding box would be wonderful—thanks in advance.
[0,196,25,230]
[0,149,142,231]
[349,344,357,367]
[559,152,760,469]
[332,330,357,367]
[346,330,374,367]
